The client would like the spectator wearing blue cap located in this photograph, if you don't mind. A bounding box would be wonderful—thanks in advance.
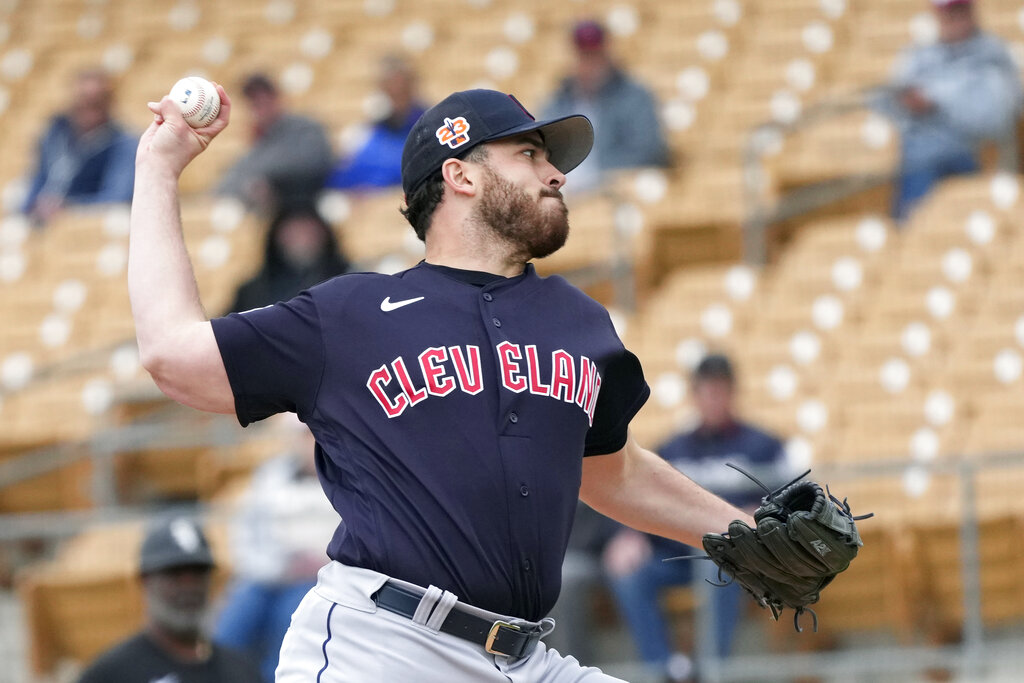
[76,517,263,683]
[540,19,670,191]
[876,0,1022,220]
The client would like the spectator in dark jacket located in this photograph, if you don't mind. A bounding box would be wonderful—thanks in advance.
[22,68,137,226]
[602,354,790,682]
[228,205,350,314]
[77,517,262,683]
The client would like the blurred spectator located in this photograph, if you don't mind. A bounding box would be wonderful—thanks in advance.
[602,354,789,682]
[227,204,350,313]
[541,19,670,191]
[22,68,136,226]
[325,55,427,191]
[214,415,338,683]
[217,73,333,214]
[876,0,1021,220]
[77,516,261,683]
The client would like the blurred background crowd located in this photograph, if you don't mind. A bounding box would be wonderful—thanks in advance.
[2,0,1024,681]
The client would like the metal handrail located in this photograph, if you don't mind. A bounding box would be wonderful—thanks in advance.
[741,84,1021,265]
[741,88,891,266]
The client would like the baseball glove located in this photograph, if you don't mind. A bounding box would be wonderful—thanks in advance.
[677,466,871,632]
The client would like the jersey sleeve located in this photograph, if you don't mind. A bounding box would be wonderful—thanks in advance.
[584,348,650,456]
[210,291,325,427]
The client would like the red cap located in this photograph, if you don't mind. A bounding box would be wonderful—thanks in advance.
[572,20,606,51]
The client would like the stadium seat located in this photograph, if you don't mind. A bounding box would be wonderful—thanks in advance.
[811,519,918,637]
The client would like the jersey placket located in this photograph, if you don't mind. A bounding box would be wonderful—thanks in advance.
[477,279,541,611]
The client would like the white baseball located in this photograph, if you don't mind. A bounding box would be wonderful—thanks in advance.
[169,76,220,128]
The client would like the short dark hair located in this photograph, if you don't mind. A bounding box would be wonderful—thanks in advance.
[693,353,735,384]
[400,145,488,242]
[242,73,277,99]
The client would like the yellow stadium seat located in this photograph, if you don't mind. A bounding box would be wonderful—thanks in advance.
[961,391,1024,458]
[811,521,918,637]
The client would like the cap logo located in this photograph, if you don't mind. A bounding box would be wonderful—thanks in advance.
[436,116,471,149]
[169,518,201,553]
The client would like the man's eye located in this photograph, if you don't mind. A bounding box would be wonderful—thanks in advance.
[523,148,536,157]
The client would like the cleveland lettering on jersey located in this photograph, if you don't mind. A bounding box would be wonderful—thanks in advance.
[367,342,602,423]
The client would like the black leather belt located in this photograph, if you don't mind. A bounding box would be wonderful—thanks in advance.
[372,581,545,659]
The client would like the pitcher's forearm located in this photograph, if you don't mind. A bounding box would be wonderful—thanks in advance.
[128,162,207,365]
[617,456,743,545]
[581,437,752,548]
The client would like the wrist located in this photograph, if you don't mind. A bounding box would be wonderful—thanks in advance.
[135,157,184,183]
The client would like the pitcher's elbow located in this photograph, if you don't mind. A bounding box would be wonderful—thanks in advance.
[140,352,191,406]
[138,341,180,388]
[137,343,164,376]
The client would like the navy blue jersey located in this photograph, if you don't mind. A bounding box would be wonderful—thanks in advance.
[660,421,786,509]
[211,262,649,620]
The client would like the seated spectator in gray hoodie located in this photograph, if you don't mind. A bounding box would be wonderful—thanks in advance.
[874,0,1021,220]
[541,19,670,191]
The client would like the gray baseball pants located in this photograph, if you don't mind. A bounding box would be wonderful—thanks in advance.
[275,562,627,682]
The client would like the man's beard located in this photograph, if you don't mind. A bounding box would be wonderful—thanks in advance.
[146,584,207,639]
[473,165,570,260]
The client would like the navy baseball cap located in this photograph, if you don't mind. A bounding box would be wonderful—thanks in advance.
[693,353,736,383]
[401,89,594,197]
[139,516,215,575]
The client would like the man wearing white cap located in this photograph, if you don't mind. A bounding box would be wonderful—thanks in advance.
[879,0,1022,219]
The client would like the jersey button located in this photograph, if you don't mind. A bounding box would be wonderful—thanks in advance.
[508,412,519,424]
[482,292,493,302]
[519,485,529,497]
[492,317,502,328]
[522,559,532,572]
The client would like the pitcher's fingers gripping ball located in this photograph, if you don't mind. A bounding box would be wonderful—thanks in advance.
[671,465,873,632]
[169,76,221,128]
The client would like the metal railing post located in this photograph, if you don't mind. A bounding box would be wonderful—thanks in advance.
[694,560,723,682]
[958,460,985,679]
[606,189,638,314]
[89,432,119,508]
[741,127,772,267]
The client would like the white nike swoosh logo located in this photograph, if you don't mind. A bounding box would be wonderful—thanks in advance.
[380,296,425,312]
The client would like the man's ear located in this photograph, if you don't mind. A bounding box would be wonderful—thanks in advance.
[441,157,479,198]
